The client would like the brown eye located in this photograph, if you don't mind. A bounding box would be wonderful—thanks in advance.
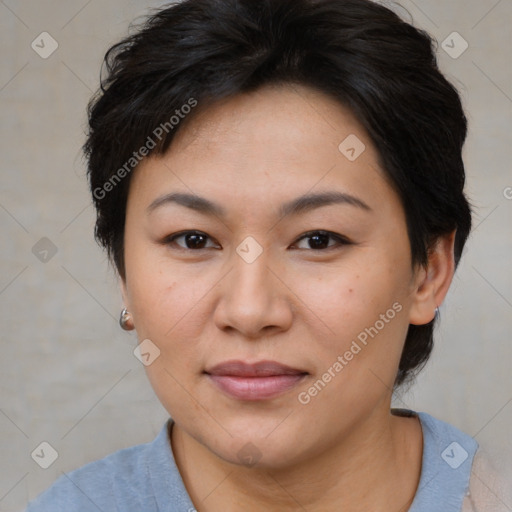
[292,230,351,250]
[164,231,218,250]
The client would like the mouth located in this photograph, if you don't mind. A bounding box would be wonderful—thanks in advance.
[204,360,309,401]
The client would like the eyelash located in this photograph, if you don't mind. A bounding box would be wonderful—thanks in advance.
[162,230,352,252]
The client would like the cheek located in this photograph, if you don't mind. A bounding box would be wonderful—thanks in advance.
[289,254,411,378]
[293,268,409,415]
[129,259,210,417]
[124,242,199,334]
[290,259,399,333]
[125,252,221,381]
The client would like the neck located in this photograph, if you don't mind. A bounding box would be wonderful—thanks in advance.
[170,407,423,512]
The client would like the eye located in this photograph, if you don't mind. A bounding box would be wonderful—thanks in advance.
[291,230,352,250]
[162,229,351,252]
[163,230,219,250]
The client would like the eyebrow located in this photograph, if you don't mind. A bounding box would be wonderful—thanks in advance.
[146,190,371,218]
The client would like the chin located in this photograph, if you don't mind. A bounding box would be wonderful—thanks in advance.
[199,414,310,469]
[214,437,302,471]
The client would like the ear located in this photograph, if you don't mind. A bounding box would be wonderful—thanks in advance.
[408,230,456,325]
[120,276,129,309]
[119,276,136,331]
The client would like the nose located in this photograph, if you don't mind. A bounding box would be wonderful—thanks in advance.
[213,243,293,339]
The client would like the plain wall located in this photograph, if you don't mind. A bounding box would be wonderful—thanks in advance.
[1,1,511,510]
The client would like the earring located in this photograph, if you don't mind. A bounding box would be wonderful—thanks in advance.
[434,306,440,320]
[119,307,134,331]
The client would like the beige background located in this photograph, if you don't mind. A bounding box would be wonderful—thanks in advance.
[1,1,511,510]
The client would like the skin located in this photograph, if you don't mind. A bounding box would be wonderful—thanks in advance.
[120,83,456,512]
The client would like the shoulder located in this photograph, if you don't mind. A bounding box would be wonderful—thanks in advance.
[462,446,512,512]
[405,410,511,512]
[402,410,479,511]
[415,411,479,470]
[24,424,170,512]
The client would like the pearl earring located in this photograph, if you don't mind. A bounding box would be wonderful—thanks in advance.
[119,307,134,331]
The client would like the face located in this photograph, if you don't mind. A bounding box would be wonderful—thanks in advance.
[121,84,425,469]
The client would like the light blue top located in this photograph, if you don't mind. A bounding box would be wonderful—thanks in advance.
[25,409,479,511]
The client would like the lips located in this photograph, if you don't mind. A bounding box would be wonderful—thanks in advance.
[206,360,307,377]
[204,360,308,401]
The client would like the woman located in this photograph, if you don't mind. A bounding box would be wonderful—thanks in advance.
[25,0,511,510]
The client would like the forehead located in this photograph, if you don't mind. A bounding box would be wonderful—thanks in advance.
[128,84,399,220]
[170,83,371,158]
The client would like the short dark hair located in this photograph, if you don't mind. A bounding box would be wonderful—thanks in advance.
[83,0,472,388]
